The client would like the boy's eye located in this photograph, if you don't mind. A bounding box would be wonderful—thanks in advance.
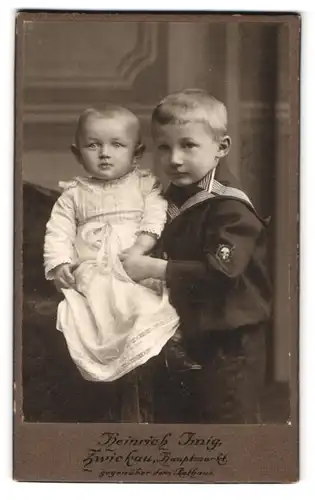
[182,141,198,149]
[87,143,98,150]
[112,141,125,148]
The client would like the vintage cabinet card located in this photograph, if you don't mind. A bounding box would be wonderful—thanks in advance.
[14,11,300,483]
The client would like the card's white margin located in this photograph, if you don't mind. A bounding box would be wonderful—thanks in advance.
[1,1,313,498]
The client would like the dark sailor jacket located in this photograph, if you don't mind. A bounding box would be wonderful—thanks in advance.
[158,163,272,346]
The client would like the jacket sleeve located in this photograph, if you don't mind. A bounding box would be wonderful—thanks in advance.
[165,200,264,291]
[138,171,167,238]
[44,189,77,279]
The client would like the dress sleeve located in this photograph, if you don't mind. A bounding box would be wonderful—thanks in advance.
[138,171,167,238]
[44,188,77,279]
[165,199,264,292]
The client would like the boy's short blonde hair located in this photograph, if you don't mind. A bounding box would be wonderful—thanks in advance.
[74,105,142,148]
[152,89,228,140]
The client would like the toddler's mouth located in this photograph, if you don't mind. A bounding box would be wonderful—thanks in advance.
[99,163,112,168]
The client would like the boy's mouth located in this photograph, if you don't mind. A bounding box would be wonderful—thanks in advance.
[169,171,187,179]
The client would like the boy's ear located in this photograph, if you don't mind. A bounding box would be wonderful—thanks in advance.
[217,135,232,158]
[134,143,146,159]
[71,144,82,163]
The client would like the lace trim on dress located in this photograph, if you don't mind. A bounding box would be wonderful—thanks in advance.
[58,168,139,193]
[137,224,165,238]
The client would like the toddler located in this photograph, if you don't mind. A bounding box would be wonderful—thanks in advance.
[44,105,184,382]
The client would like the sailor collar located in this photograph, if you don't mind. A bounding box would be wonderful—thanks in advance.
[166,167,254,221]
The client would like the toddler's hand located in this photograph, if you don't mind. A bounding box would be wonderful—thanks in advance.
[53,263,75,290]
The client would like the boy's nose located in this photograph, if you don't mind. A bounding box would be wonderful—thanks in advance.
[170,149,183,167]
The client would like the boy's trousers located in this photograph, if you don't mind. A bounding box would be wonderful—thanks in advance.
[152,323,267,424]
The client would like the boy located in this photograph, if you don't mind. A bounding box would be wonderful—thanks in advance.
[120,89,272,423]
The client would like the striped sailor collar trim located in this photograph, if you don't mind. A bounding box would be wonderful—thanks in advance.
[196,170,214,190]
[167,166,254,220]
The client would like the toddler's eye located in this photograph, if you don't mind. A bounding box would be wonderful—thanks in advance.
[112,141,125,148]
[87,143,98,150]
[157,144,169,151]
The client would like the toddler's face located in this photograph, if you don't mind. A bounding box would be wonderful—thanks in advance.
[152,121,221,186]
[75,116,137,181]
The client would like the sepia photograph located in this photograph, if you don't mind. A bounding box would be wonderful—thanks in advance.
[14,11,299,482]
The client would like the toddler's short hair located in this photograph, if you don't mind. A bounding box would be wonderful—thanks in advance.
[74,104,142,148]
[152,89,228,140]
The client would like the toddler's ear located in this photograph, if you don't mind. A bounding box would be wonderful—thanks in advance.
[217,136,232,158]
[71,144,82,163]
[134,143,146,159]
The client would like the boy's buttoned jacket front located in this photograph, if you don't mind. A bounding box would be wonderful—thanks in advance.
[160,164,272,350]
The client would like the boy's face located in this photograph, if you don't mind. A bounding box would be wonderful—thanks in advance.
[152,121,223,186]
[74,116,137,181]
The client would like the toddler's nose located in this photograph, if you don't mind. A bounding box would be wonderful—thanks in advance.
[99,145,110,158]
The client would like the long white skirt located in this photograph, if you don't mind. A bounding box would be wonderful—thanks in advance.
[56,226,179,382]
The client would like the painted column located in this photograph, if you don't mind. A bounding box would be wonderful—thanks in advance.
[225,23,241,178]
[167,22,210,93]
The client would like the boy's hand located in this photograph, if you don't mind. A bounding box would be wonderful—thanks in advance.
[121,233,157,259]
[120,254,167,282]
[53,263,75,290]
[121,244,145,258]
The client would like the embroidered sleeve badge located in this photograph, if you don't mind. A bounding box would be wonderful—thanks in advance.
[216,244,234,263]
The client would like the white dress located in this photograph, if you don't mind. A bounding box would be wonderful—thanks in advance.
[44,169,179,382]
